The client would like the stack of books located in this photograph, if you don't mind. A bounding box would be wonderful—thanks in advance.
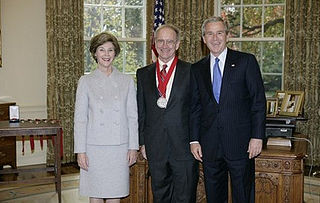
[267,137,292,149]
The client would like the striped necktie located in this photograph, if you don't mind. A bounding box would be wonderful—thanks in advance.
[160,64,167,82]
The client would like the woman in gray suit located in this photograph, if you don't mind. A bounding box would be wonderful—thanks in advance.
[74,32,139,203]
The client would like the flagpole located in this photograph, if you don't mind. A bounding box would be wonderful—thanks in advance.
[151,0,165,62]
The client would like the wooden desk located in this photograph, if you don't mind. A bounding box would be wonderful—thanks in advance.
[0,120,62,203]
[0,102,16,169]
[255,134,307,203]
[123,134,307,203]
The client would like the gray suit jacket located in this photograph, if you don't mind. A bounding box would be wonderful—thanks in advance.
[74,68,138,153]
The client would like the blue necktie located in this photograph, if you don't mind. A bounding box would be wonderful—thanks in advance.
[213,58,222,103]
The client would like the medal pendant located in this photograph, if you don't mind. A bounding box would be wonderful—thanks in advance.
[157,97,167,108]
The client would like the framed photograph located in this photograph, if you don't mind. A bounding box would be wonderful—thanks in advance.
[266,97,278,117]
[275,90,286,114]
[279,91,304,117]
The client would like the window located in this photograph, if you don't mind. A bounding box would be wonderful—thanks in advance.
[84,0,146,76]
[216,0,285,96]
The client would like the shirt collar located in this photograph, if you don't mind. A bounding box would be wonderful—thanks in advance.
[210,47,227,64]
[158,57,175,70]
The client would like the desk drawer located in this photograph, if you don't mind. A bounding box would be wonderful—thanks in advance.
[0,137,16,146]
[0,107,9,120]
[0,144,16,167]
[256,158,303,173]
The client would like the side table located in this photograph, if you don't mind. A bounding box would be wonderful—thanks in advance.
[0,120,62,203]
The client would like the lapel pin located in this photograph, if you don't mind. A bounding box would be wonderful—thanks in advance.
[231,64,236,68]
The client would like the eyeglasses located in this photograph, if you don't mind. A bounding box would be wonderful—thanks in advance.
[156,39,177,46]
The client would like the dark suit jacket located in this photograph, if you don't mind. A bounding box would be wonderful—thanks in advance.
[190,48,266,161]
[137,59,194,162]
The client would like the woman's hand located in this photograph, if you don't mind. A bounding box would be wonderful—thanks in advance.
[127,150,138,166]
[77,153,89,171]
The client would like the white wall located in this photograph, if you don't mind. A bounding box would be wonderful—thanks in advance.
[0,0,47,166]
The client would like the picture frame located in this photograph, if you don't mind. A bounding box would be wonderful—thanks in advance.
[266,97,278,117]
[279,91,304,117]
[275,90,286,114]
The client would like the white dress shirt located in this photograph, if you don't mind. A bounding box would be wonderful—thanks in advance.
[156,57,177,100]
[190,48,228,145]
[210,47,228,82]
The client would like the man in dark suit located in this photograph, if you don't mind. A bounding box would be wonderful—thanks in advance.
[190,16,266,203]
[137,24,198,203]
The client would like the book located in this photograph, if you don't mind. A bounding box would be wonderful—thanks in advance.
[267,137,292,148]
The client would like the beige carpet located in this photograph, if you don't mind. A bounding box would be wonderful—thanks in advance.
[0,174,88,203]
[305,176,320,203]
[1,174,320,202]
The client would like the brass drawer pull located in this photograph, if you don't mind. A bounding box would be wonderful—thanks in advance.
[0,151,6,158]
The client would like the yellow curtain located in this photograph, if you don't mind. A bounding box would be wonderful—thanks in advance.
[46,0,84,164]
[285,0,320,165]
[165,0,214,62]
[146,0,214,63]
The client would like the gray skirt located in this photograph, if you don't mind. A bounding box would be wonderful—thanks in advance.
[79,143,129,198]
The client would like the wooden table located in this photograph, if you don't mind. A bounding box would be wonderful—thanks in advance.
[0,120,62,203]
[123,133,307,203]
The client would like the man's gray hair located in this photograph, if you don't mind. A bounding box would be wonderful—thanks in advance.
[201,16,229,36]
[155,24,181,42]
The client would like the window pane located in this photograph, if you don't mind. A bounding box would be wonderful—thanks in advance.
[264,6,284,37]
[102,7,122,37]
[241,41,262,65]
[125,8,143,38]
[243,0,262,4]
[221,0,240,5]
[262,41,283,73]
[84,0,146,74]
[102,0,122,6]
[227,41,241,51]
[84,6,102,38]
[263,74,282,96]
[84,41,97,73]
[243,7,262,37]
[123,42,145,73]
[221,7,240,38]
[113,42,125,72]
[125,0,143,6]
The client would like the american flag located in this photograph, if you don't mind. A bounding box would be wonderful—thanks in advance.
[151,0,165,62]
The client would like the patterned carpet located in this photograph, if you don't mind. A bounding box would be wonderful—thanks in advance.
[1,174,320,202]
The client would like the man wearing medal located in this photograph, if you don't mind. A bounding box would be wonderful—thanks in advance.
[136,24,199,203]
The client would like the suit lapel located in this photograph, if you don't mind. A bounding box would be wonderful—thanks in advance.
[166,60,185,107]
[220,48,238,103]
[200,56,215,102]
[145,63,159,100]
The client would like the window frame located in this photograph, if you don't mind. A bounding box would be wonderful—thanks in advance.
[84,0,147,75]
[215,0,285,94]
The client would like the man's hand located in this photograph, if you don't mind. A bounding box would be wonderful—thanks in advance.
[77,153,89,171]
[190,143,203,162]
[140,145,147,160]
[127,150,138,166]
[247,138,263,159]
